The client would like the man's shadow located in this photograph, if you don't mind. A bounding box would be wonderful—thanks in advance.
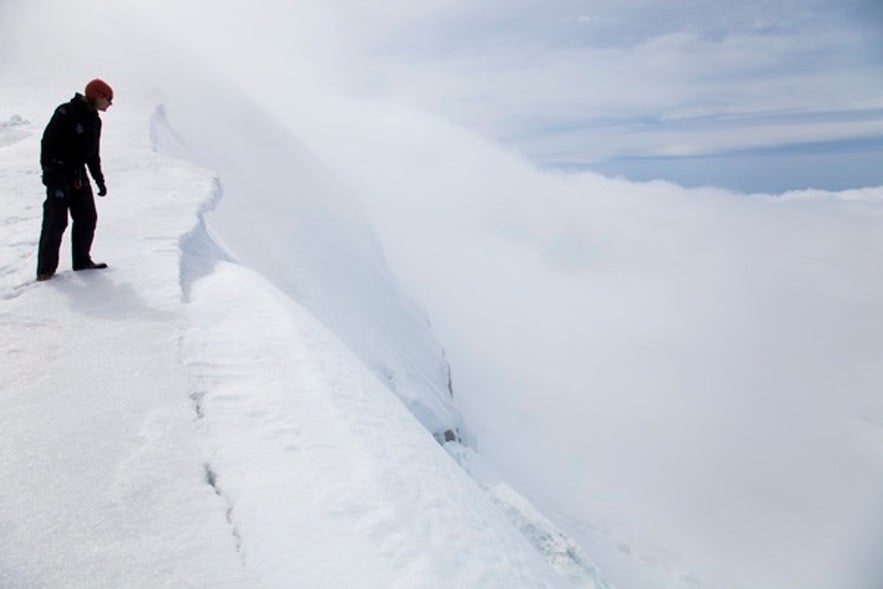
[56,270,178,322]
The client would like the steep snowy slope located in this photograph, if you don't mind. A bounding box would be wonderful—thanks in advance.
[149,80,469,444]
[0,89,579,587]
[282,94,883,589]
[1,0,468,447]
[0,3,599,587]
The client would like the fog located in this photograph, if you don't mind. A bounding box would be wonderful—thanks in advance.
[286,101,883,587]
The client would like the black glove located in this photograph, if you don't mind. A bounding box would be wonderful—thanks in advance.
[97,182,107,197]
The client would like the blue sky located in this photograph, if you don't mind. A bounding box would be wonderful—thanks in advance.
[368,0,883,193]
[309,0,882,193]
[124,0,883,193]
[583,137,883,193]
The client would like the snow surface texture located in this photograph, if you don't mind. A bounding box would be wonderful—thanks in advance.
[3,1,883,588]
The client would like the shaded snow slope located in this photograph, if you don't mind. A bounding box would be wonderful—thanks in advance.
[150,82,468,444]
[182,260,564,588]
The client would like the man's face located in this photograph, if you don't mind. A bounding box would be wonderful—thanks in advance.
[95,94,112,112]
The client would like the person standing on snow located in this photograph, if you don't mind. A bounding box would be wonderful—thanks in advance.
[36,78,113,281]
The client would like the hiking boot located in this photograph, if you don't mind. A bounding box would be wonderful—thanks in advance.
[36,272,54,282]
[73,261,108,271]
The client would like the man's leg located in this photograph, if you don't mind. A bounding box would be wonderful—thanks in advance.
[36,188,69,278]
[69,185,98,270]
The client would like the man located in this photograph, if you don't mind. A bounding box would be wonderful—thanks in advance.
[36,78,113,281]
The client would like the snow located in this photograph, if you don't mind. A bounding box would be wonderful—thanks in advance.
[150,82,469,445]
[1,105,248,587]
[2,2,883,589]
[182,261,560,588]
[0,94,570,588]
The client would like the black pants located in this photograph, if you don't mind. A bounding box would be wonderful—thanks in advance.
[37,183,97,275]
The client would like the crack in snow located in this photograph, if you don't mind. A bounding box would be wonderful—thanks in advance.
[204,463,245,563]
[190,390,206,420]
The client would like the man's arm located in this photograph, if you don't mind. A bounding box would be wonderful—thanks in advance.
[40,106,77,188]
[86,118,105,195]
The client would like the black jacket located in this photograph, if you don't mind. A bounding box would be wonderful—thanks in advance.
[40,93,105,190]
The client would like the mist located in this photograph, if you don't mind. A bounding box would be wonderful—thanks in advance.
[281,98,883,587]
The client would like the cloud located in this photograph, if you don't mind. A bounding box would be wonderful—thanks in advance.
[303,0,883,188]
[285,88,883,587]
[88,0,880,192]
[380,17,880,139]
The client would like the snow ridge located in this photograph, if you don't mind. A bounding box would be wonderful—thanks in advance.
[179,256,568,587]
[0,93,575,588]
[148,87,472,445]
[487,483,613,589]
[145,84,620,585]
[150,103,232,302]
[176,176,231,302]
[151,94,580,586]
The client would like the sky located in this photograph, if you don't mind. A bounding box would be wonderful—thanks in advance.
[3,1,883,588]
[124,0,883,193]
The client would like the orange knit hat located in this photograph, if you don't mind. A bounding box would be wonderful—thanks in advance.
[85,78,113,103]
